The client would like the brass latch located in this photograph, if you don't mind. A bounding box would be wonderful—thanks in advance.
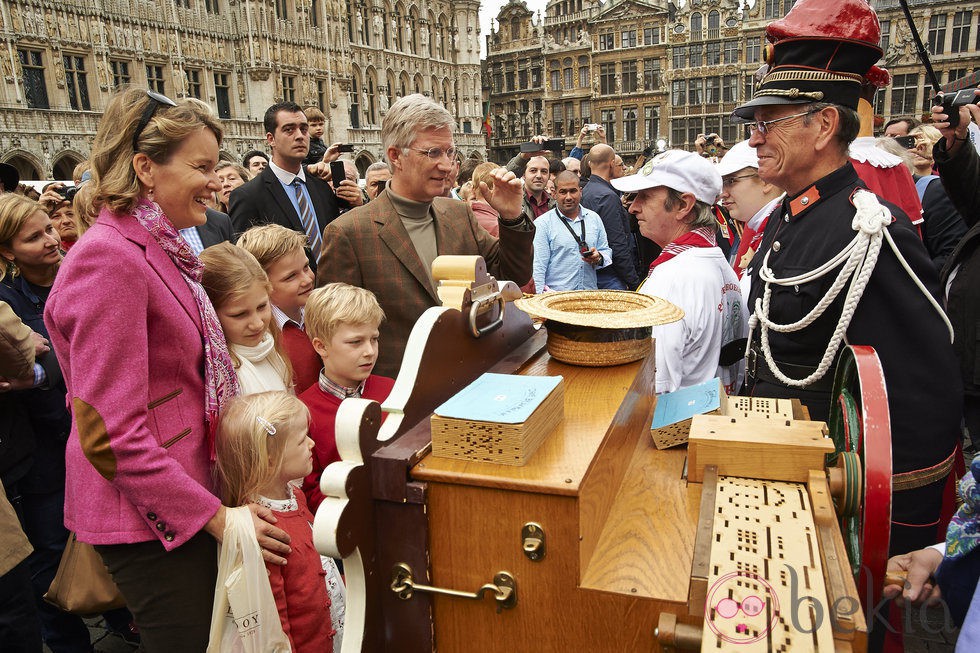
[390,563,517,612]
[522,522,545,561]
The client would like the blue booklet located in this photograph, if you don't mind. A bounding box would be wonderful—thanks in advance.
[434,373,564,424]
[651,378,722,429]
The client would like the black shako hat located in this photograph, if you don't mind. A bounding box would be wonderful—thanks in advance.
[732,0,886,122]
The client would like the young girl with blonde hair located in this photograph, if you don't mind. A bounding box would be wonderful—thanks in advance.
[200,242,293,394]
[215,391,334,652]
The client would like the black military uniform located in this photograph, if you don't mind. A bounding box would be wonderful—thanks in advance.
[732,0,962,557]
[744,162,961,555]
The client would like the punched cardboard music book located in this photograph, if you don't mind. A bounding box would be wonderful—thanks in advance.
[650,378,724,449]
[431,373,565,465]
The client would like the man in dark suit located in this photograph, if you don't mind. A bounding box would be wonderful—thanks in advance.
[229,102,360,271]
[317,94,533,377]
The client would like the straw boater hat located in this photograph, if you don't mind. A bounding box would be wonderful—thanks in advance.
[515,290,683,367]
[732,0,885,121]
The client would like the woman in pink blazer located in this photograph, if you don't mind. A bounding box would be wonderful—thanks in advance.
[44,89,289,652]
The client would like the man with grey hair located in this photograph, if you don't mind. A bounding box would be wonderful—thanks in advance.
[316,93,533,376]
[581,143,640,290]
[613,150,746,394]
[364,161,391,201]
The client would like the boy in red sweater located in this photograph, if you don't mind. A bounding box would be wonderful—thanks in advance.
[299,283,396,511]
[237,224,321,393]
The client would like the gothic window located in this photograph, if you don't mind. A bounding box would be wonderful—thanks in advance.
[707,11,720,39]
[275,0,288,20]
[688,78,703,105]
[578,56,589,88]
[671,79,685,107]
[205,0,220,14]
[186,69,202,99]
[350,76,360,128]
[705,76,720,103]
[599,33,614,50]
[722,74,738,103]
[928,14,947,55]
[599,63,615,95]
[644,58,660,91]
[622,60,637,93]
[361,4,371,46]
[367,76,376,124]
[214,72,231,118]
[146,64,165,94]
[600,108,615,141]
[688,44,703,68]
[623,107,637,141]
[745,37,761,63]
[282,74,296,103]
[952,12,972,53]
[672,48,685,69]
[64,55,91,110]
[563,58,573,89]
[552,103,564,137]
[723,40,738,64]
[309,1,318,26]
[580,100,591,123]
[880,20,891,52]
[19,49,49,109]
[111,60,131,89]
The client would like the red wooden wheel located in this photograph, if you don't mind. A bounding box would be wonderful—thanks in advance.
[827,345,892,613]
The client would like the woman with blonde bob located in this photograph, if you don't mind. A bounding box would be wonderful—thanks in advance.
[43,88,290,652]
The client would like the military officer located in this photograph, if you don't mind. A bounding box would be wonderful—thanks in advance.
[734,0,961,559]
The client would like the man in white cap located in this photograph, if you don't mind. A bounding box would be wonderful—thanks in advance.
[715,141,784,280]
[612,150,747,394]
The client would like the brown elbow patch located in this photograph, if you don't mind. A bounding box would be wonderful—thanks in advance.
[72,398,117,481]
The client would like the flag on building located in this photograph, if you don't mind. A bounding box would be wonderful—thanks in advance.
[483,101,492,138]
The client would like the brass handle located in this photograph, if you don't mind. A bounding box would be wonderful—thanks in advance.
[390,563,517,612]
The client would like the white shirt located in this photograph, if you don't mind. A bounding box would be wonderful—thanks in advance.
[638,247,748,394]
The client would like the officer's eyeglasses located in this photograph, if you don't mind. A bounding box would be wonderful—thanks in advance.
[132,90,177,152]
[408,146,458,161]
[747,109,818,136]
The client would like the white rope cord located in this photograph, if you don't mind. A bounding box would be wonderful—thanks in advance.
[746,190,953,389]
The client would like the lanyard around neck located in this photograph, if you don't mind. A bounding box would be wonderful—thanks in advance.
[555,209,586,248]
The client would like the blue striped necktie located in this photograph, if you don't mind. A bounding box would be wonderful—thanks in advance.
[291,178,322,254]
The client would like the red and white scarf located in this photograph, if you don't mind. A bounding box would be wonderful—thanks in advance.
[133,198,240,455]
[648,226,717,273]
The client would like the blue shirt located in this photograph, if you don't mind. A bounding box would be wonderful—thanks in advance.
[268,160,319,226]
[178,226,204,255]
[532,205,611,292]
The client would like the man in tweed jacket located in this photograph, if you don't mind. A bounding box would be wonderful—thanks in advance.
[317,94,534,377]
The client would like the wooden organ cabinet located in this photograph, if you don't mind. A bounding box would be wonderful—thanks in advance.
[313,258,888,652]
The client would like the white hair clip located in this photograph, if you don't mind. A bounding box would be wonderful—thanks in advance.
[255,415,277,436]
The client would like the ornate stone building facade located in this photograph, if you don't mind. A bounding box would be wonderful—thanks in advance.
[485,0,980,163]
[0,0,484,181]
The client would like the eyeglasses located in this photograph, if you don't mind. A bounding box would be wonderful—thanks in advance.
[722,173,759,188]
[747,109,817,136]
[132,90,177,152]
[408,146,458,161]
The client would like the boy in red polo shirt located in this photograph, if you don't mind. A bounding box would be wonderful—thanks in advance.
[237,224,321,393]
[299,283,395,511]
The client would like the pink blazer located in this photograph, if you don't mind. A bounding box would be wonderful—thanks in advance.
[44,209,221,551]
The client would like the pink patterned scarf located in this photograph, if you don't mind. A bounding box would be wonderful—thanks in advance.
[133,198,239,454]
[648,226,717,273]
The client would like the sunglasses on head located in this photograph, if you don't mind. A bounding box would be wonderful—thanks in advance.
[132,90,177,152]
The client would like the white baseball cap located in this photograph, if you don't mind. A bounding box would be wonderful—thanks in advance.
[715,140,760,177]
[611,149,722,204]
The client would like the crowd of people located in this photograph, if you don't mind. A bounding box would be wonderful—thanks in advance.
[3,0,980,650]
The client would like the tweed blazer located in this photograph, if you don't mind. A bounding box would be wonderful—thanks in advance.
[316,190,534,377]
[44,209,221,551]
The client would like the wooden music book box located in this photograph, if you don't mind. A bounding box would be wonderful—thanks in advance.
[430,373,565,466]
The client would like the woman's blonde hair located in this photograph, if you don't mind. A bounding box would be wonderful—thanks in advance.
[236,224,308,271]
[470,162,500,201]
[200,242,293,386]
[90,87,223,215]
[215,391,311,506]
[910,124,943,149]
[0,194,46,281]
[71,182,98,237]
[305,282,385,344]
